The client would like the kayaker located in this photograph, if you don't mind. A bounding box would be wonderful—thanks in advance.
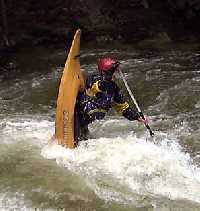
[74,57,148,144]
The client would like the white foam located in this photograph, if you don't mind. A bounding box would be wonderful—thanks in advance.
[0,118,54,146]
[0,192,28,211]
[41,142,75,160]
[41,134,200,205]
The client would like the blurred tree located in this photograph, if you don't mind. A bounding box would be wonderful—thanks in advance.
[1,0,10,46]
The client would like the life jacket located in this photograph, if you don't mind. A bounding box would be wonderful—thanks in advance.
[77,73,130,116]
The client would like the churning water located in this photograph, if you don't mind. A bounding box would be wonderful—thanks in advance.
[0,47,200,211]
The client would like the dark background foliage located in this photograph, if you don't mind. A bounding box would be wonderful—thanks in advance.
[1,0,200,49]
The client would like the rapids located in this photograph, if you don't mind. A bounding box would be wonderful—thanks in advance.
[0,47,200,210]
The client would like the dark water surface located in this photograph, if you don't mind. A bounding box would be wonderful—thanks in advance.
[0,46,200,211]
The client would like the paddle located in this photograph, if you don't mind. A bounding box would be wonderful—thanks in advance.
[119,69,154,137]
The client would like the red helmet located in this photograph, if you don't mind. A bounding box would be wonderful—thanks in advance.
[97,57,120,74]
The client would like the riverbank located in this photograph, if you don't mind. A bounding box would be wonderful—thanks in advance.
[1,0,200,52]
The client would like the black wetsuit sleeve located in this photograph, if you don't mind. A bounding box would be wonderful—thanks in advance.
[113,84,140,121]
[122,107,140,121]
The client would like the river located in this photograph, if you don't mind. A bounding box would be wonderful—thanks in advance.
[0,45,200,211]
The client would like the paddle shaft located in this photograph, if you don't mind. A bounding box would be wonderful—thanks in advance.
[119,69,154,137]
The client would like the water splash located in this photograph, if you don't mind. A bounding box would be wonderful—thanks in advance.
[41,134,200,206]
[0,117,54,146]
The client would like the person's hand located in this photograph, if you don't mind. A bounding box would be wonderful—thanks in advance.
[137,116,149,125]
